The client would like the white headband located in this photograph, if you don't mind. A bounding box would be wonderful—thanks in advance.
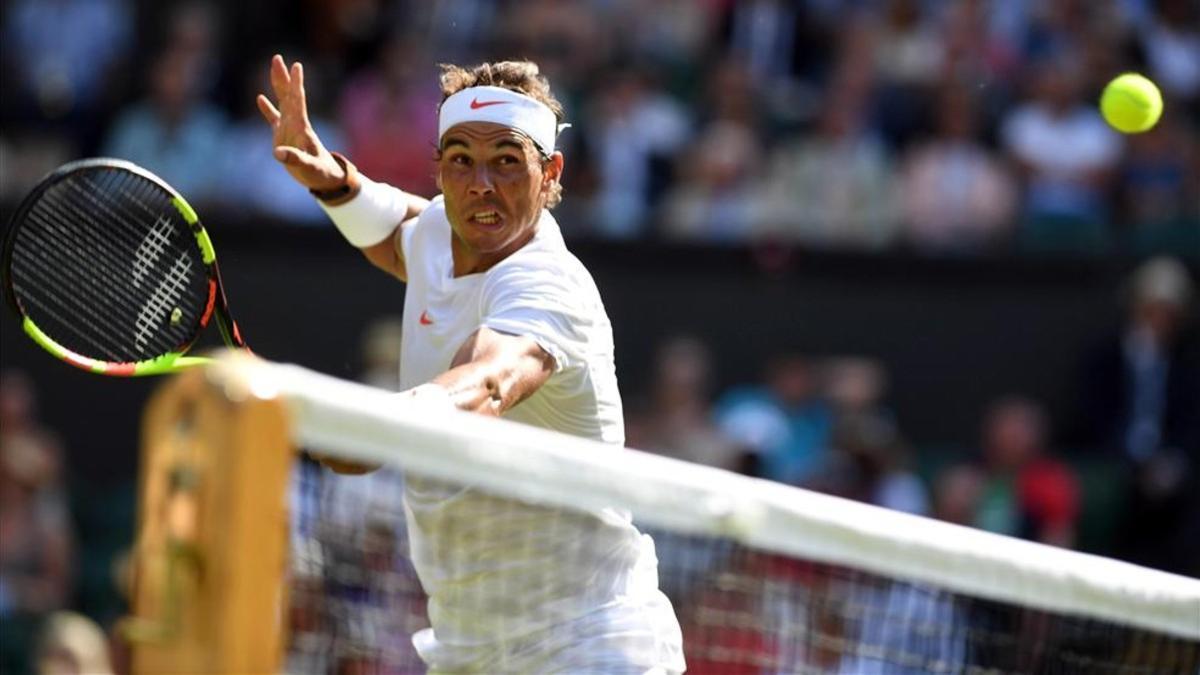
[438,86,566,155]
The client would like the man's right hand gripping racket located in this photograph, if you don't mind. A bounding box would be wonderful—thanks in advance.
[2,158,247,376]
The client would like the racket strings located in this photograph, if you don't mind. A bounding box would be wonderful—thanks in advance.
[27,184,181,332]
[56,175,200,333]
[12,231,133,360]
[9,168,210,363]
[17,203,176,362]
[13,224,152,362]
[28,189,165,318]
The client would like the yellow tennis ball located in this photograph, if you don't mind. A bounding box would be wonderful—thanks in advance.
[1100,73,1163,133]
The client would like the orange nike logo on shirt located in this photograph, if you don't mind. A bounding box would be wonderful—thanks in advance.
[419,310,434,325]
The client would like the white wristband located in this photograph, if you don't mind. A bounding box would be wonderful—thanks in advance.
[318,176,409,247]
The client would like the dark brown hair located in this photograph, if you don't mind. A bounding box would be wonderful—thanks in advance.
[439,61,565,123]
[438,61,565,207]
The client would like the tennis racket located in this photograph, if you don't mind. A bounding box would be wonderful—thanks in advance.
[2,158,247,376]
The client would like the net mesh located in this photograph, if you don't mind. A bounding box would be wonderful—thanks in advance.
[284,462,1199,674]
[6,164,209,362]
[229,360,1200,675]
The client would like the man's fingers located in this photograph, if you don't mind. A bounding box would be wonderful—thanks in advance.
[291,61,311,123]
[269,54,290,101]
[256,94,280,126]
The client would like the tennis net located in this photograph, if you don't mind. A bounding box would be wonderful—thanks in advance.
[134,355,1200,674]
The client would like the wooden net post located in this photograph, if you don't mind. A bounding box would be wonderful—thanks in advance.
[123,359,293,674]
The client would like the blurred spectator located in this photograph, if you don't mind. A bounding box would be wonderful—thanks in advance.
[102,45,228,201]
[755,61,901,250]
[1074,6,1142,98]
[337,35,441,198]
[815,412,930,515]
[218,55,346,223]
[1075,257,1199,574]
[823,356,890,421]
[360,316,404,391]
[899,84,1018,253]
[835,579,966,675]
[724,0,802,88]
[616,0,719,88]
[938,0,1022,96]
[1019,0,1098,63]
[0,0,132,199]
[422,0,497,64]
[1078,257,1199,462]
[932,464,986,527]
[662,58,766,242]
[870,0,945,147]
[674,549,781,674]
[660,121,760,242]
[1,0,132,141]
[0,372,74,675]
[873,0,943,91]
[583,66,691,239]
[815,356,926,514]
[500,0,608,96]
[715,355,832,485]
[1115,114,1200,256]
[633,336,743,472]
[35,611,114,675]
[1139,0,1200,111]
[1001,54,1122,253]
[972,396,1080,548]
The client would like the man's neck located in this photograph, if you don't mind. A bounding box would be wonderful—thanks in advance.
[450,221,541,277]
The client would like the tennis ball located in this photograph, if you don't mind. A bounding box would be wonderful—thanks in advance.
[170,307,183,325]
[1100,73,1162,134]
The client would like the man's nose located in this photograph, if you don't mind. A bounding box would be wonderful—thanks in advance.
[468,165,495,195]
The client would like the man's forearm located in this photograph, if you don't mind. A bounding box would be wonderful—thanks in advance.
[431,359,528,416]
[430,330,555,417]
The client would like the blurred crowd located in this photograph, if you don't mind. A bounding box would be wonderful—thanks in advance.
[2,0,1198,257]
[8,254,1195,673]
[626,255,1199,578]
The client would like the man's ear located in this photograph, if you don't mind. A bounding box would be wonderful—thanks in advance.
[543,152,564,186]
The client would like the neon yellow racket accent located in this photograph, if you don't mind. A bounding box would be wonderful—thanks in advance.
[23,316,213,376]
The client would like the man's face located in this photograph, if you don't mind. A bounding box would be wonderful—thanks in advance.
[437,121,562,273]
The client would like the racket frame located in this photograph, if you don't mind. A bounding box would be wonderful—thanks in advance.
[2,158,245,376]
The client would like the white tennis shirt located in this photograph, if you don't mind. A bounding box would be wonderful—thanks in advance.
[397,196,684,674]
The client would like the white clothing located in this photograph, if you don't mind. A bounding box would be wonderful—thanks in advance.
[397,197,684,673]
[1002,106,1120,176]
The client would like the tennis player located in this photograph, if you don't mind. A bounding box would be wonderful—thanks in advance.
[258,55,685,674]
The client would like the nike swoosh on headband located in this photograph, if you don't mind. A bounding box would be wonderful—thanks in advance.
[470,98,508,110]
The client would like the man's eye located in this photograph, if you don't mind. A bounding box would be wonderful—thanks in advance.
[497,156,520,166]
[450,155,471,166]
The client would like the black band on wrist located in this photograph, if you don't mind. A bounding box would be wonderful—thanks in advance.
[309,183,351,200]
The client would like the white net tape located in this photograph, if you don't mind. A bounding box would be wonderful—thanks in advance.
[209,355,1200,673]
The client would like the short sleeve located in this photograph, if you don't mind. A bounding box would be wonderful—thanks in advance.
[479,257,589,374]
[401,195,442,264]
